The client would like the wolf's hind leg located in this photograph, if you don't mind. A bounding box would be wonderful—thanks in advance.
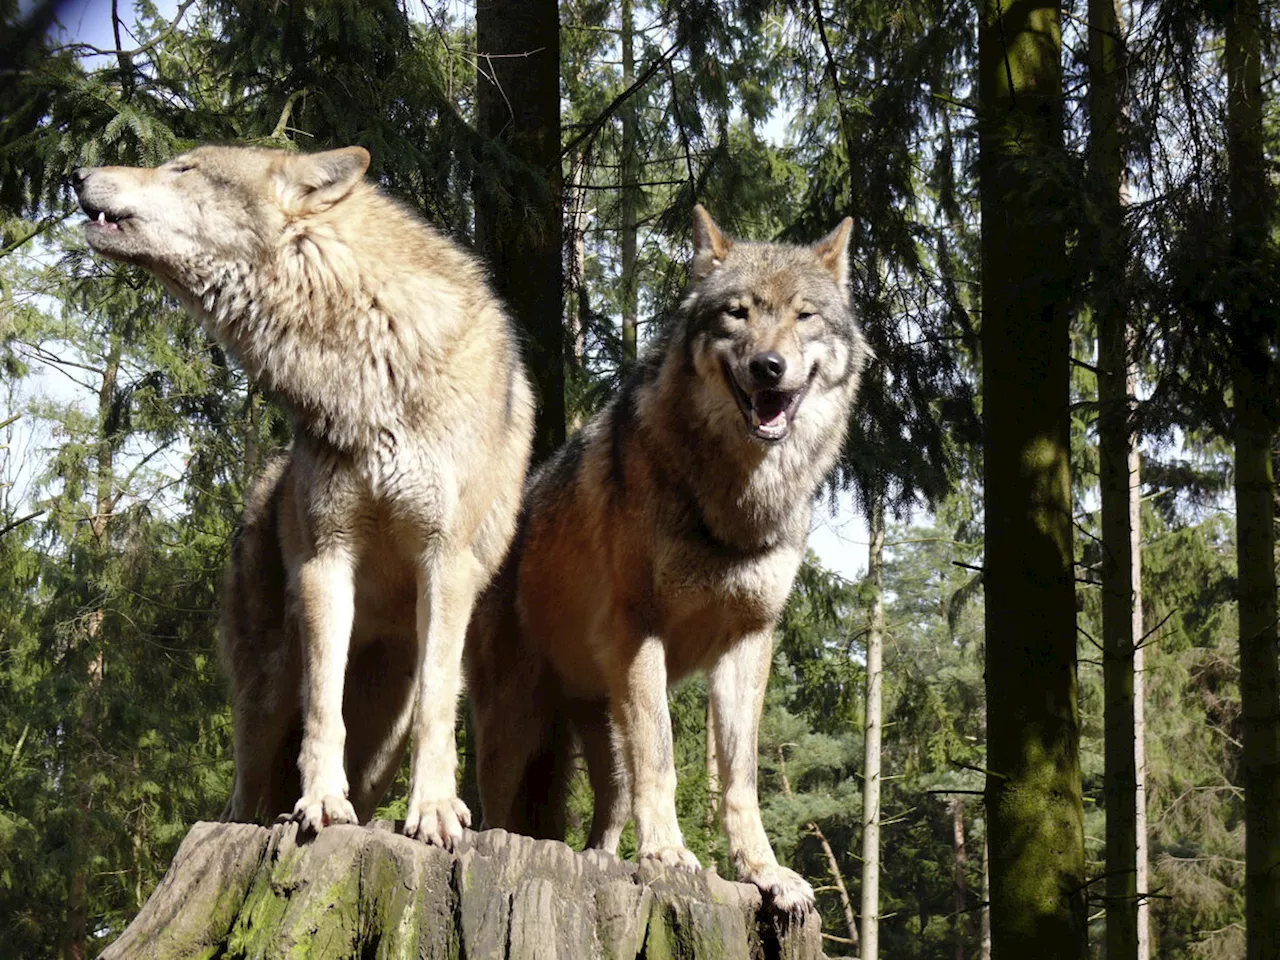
[344,635,417,821]
[472,647,562,837]
[221,631,298,823]
[710,629,814,912]
[402,548,483,848]
[576,701,629,854]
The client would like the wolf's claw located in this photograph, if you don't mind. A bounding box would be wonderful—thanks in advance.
[403,795,471,849]
[640,844,702,872]
[740,863,815,913]
[292,793,358,834]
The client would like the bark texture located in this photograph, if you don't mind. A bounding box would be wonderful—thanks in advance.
[102,821,824,960]
[859,496,886,960]
[1088,0,1147,955]
[978,0,1087,956]
[475,0,565,462]
[1226,2,1280,958]
[952,800,967,960]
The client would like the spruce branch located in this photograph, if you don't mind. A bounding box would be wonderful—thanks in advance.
[560,39,684,162]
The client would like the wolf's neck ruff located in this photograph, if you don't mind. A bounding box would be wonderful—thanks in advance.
[166,196,453,456]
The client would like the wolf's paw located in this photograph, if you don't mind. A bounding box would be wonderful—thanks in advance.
[403,795,471,849]
[292,793,358,834]
[740,863,815,913]
[640,843,702,872]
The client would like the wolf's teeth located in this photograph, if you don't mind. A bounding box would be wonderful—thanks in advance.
[97,211,106,223]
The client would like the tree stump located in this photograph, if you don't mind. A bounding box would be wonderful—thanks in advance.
[103,821,825,959]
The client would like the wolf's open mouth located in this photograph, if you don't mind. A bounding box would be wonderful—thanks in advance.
[80,203,129,233]
[723,361,815,442]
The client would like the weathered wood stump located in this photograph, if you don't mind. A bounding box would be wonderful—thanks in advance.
[103,821,825,959]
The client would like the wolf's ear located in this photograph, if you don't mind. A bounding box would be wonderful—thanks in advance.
[276,146,371,214]
[813,217,854,289]
[691,204,733,281]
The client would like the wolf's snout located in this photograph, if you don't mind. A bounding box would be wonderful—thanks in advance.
[748,351,786,387]
[71,168,91,193]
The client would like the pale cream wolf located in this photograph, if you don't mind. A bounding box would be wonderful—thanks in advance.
[74,145,534,846]
[467,207,867,909]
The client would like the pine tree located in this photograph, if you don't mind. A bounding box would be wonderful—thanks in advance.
[1086,0,1148,954]
[1224,1,1280,955]
[978,0,1087,954]
[475,0,565,462]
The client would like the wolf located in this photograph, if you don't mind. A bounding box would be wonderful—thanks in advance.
[73,145,534,846]
[467,206,867,910]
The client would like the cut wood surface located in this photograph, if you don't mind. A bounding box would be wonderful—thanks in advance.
[102,820,824,959]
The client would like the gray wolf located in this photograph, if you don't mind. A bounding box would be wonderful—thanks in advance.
[466,206,867,909]
[74,145,534,846]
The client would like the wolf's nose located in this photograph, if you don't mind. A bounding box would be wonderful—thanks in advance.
[749,351,787,387]
[71,168,91,193]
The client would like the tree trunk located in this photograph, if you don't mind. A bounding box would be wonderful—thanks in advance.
[1088,1,1145,956]
[1134,619,1149,960]
[63,336,122,960]
[568,148,591,377]
[981,831,992,960]
[952,799,968,960]
[1227,2,1280,958]
[706,701,720,833]
[243,386,260,484]
[619,0,639,364]
[475,0,565,463]
[860,495,886,960]
[1227,3,1280,954]
[102,822,824,959]
[978,0,1087,955]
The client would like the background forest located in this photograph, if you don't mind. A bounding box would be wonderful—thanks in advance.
[0,0,1275,958]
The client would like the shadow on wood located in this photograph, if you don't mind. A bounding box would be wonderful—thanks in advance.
[103,821,825,959]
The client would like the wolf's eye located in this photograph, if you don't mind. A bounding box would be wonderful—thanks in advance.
[797,311,816,322]
[170,163,195,174]
[726,305,749,321]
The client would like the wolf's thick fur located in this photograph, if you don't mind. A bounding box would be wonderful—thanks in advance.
[467,207,868,909]
[75,145,534,846]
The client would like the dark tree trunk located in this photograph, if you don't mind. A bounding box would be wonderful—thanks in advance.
[1087,1,1147,957]
[952,799,968,960]
[978,0,1087,956]
[1226,2,1280,956]
[475,0,565,462]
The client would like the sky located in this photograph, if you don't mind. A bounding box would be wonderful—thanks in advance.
[10,0,873,584]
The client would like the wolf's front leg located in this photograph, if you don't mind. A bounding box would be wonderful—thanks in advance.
[403,548,482,848]
[293,547,359,832]
[710,629,815,913]
[611,635,700,871]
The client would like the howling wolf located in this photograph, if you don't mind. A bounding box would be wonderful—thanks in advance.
[467,206,868,909]
[74,145,534,847]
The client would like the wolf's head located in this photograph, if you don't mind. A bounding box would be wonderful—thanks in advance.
[680,206,866,445]
[73,145,370,294]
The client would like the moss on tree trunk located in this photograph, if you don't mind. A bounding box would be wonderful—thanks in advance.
[102,822,824,960]
[978,0,1088,956]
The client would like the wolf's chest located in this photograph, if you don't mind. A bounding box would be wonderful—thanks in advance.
[653,540,801,679]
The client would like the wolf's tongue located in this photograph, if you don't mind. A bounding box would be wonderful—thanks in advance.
[753,390,788,425]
